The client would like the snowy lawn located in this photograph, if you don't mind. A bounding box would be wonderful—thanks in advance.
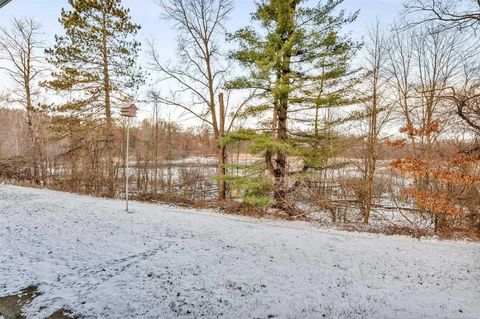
[0,185,479,319]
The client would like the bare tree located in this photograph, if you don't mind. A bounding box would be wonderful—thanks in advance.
[149,0,253,200]
[443,68,480,155]
[361,21,392,224]
[388,21,477,231]
[388,25,467,158]
[404,0,480,31]
[404,0,480,155]
[0,18,45,183]
[448,86,480,133]
[388,25,419,155]
[148,91,161,195]
[415,28,466,157]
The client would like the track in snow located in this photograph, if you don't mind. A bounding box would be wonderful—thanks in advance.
[0,185,479,318]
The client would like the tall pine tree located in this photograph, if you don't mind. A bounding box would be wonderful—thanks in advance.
[45,0,142,197]
[227,0,360,213]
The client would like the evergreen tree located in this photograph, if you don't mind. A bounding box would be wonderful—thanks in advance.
[227,0,360,213]
[45,0,142,197]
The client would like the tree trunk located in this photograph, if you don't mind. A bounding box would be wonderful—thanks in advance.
[25,72,39,184]
[364,164,375,224]
[26,108,39,184]
[265,100,278,174]
[217,144,227,200]
[153,100,159,194]
[364,89,378,224]
[217,93,226,200]
[273,32,293,213]
[272,1,296,213]
[274,98,288,210]
[102,12,115,197]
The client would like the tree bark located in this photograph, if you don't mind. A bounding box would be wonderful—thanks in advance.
[154,99,159,194]
[274,96,288,210]
[364,66,378,224]
[102,11,115,197]
[273,14,294,213]
[217,93,226,200]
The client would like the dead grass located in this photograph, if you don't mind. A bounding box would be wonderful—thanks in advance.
[2,180,478,242]
[0,286,76,319]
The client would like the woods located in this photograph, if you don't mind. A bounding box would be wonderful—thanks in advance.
[1,0,479,239]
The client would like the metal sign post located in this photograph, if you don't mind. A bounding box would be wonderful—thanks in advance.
[125,121,130,212]
[121,103,137,212]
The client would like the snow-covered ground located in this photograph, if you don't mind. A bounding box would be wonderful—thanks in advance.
[0,185,479,319]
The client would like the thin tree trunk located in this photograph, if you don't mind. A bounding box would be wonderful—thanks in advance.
[25,59,39,184]
[26,108,39,184]
[154,99,159,194]
[274,97,288,209]
[217,93,226,200]
[364,72,378,224]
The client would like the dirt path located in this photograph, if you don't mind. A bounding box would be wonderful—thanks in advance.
[0,286,75,319]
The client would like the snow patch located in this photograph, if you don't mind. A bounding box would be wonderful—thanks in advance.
[0,185,479,318]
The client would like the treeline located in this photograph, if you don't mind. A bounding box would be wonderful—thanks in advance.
[0,0,479,238]
[0,107,217,187]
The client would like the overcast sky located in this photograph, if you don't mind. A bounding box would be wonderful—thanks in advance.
[0,0,404,121]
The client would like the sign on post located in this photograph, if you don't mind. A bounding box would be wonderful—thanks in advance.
[121,103,137,118]
[121,103,137,212]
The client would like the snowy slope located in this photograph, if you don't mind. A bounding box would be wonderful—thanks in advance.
[0,185,479,319]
